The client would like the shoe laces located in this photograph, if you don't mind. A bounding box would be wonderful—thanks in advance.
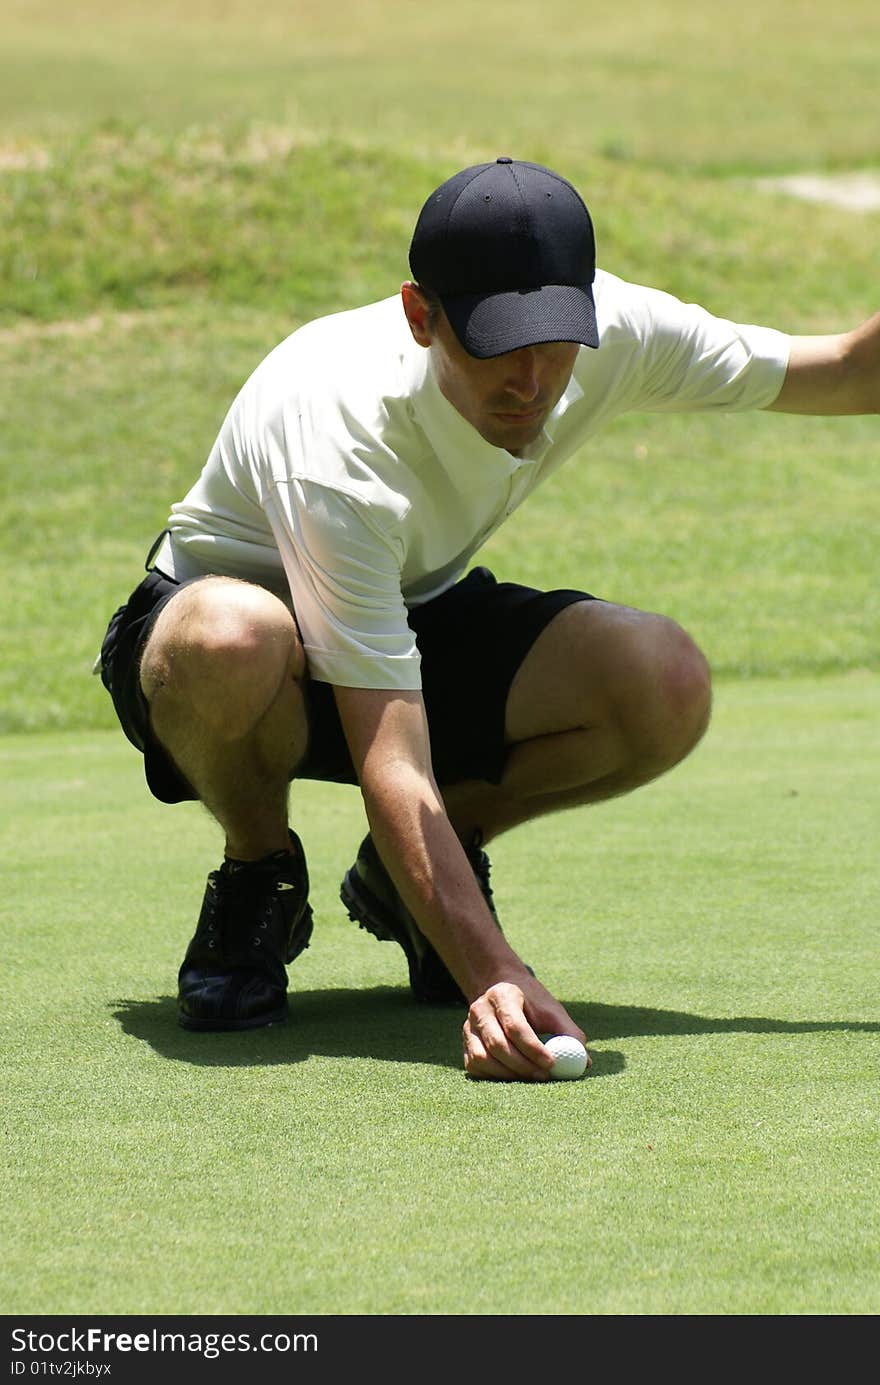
[201,856,287,955]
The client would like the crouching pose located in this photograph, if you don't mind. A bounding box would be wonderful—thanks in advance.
[99,156,879,1079]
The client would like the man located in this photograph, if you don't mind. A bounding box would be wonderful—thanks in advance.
[99,156,878,1081]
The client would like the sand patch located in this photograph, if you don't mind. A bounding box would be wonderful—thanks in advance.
[756,172,880,213]
[0,310,158,345]
[0,144,51,172]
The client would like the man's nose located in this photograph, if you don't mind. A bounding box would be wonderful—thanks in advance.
[505,348,540,402]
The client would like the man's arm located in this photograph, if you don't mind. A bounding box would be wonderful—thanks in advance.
[333,683,588,1080]
[767,311,880,415]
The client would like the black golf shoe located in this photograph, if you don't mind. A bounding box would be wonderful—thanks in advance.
[178,830,313,1031]
[340,832,499,1005]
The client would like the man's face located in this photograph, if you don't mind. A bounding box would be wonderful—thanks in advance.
[402,285,580,456]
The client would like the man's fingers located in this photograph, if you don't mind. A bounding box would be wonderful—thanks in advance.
[463,1023,549,1081]
[460,979,595,1081]
[464,984,554,1081]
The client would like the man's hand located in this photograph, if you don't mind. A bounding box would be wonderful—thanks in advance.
[463,976,590,1082]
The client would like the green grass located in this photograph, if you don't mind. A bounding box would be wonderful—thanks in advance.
[3,0,880,176]
[2,675,878,1315]
[2,0,879,1320]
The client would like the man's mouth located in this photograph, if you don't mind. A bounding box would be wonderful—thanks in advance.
[493,406,544,423]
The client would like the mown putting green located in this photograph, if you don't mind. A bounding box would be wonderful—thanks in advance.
[1,675,877,1314]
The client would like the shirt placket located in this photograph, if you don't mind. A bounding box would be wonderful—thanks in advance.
[503,458,539,518]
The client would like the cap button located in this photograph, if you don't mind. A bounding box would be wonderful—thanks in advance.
[496,155,513,164]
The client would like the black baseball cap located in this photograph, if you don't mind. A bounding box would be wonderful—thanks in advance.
[408,156,599,359]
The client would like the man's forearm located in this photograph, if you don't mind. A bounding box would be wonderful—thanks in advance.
[360,765,531,1002]
[845,312,880,413]
[769,311,880,415]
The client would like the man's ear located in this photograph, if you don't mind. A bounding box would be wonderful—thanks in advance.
[400,281,434,348]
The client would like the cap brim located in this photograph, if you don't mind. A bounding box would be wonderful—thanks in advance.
[440,283,599,359]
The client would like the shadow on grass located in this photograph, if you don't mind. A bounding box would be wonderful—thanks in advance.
[111,989,878,1078]
[113,986,466,1072]
[582,1002,880,1042]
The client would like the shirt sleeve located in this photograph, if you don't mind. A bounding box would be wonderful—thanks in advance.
[625,283,791,413]
[263,478,423,690]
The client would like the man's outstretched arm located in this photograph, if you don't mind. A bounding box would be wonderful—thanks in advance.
[333,683,588,1080]
[767,311,880,415]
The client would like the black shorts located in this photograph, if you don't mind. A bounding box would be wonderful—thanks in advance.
[99,562,594,803]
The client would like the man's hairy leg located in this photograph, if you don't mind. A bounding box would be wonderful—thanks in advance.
[139,577,309,860]
[442,600,712,845]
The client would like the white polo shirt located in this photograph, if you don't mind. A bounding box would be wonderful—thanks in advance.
[158,269,790,690]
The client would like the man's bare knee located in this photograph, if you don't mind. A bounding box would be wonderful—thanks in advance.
[140,577,305,740]
[647,615,712,757]
[561,601,712,769]
[601,610,712,776]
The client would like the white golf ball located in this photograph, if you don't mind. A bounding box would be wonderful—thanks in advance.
[539,1033,589,1080]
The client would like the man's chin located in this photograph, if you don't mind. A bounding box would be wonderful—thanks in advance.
[482,412,546,452]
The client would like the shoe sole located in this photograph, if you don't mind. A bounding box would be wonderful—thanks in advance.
[340,868,400,944]
[340,868,464,1005]
[178,1002,289,1032]
[286,903,315,963]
